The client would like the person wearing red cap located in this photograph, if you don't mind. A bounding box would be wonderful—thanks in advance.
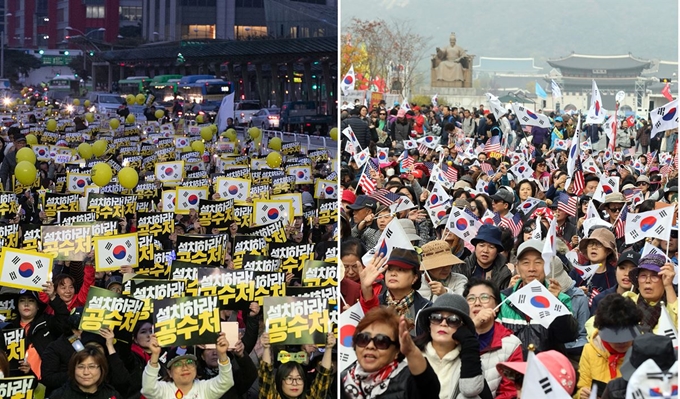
[341,189,356,213]
[496,350,576,399]
[413,106,425,136]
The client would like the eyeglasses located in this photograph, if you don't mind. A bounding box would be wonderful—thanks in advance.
[171,359,196,369]
[466,294,495,304]
[607,207,623,213]
[636,182,649,186]
[379,113,387,116]
[284,377,304,385]
[538,163,546,167]
[354,332,399,350]
[429,313,463,328]
[76,364,100,372]
[637,273,661,283]
[586,241,604,249]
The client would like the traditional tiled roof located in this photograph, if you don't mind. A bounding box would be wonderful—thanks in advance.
[547,54,652,70]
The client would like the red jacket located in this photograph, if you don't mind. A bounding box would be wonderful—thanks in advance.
[39,266,96,313]
[480,321,524,399]
[413,114,425,134]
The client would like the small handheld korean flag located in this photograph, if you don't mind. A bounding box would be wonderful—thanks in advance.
[0,248,54,291]
[586,80,607,124]
[176,187,208,214]
[572,264,599,282]
[625,207,673,245]
[650,99,679,135]
[389,196,416,214]
[155,161,184,182]
[338,302,364,371]
[216,177,250,202]
[625,358,678,399]
[446,207,481,243]
[162,190,176,212]
[641,242,677,285]
[657,303,678,347]
[508,279,571,329]
[253,199,293,227]
[94,233,139,271]
[67,172,91,194]
[361,217,415,265]
[521,350,572,399]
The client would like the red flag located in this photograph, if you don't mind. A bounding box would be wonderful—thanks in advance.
[662,83,674,102]
[626,115,635,127]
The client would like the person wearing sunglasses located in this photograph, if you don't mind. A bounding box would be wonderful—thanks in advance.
[142,332,234,399]
[496,349,576,399]
[259,331,335,399]
[569,228,618,307]
[342,306,440,399]
[462,279,522,399]
[498,239,579,358]
[622,254,677,334]
[413,293,491,399]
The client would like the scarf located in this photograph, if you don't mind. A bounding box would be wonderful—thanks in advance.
[386,290,415,318]
[601,340,626,379]
[343,360,407,399]
[424,342,461,399]
[637,294,663,333]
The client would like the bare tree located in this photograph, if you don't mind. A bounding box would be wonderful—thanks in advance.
[384,19,431,100]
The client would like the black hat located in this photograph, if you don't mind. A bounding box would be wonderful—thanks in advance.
[617,250,641,267]
[105,275,123,289]
[348,195,378,212]
[619,334,675,381]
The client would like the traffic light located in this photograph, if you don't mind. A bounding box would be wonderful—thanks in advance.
[177,52,185,64]
[89,51,95,57]
[64,50,69,55]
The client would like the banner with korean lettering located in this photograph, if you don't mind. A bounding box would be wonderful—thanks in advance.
[2,328,25,373]
[58,212,97,226]
[136,212,175,239]
[0,376,38,399]
[265,296,330,345]
[196,268,286,308]
[198,199,234,228]
[176,234,228,265]
[0,248,53,291]
[79,287,144,334]
[232,203,253,229]
[249,184,270,200]
[86,193,137,219]
[286,285,338,335]
[318,199,338,225]
[153,296,221,347]
[43,193,80,218]
[242,254,281,272]
[136,248,172,280]
[302,261,338,287]
[127,279,187,320]
[269,242,315,285]
[232,236,268,269]
[19,224,40,251]
[249,220,288,243]
[281,142,302,155]
[0,193,18,218]
[41,225,92,261]
[0,223,20,249]
[93,233,139,271]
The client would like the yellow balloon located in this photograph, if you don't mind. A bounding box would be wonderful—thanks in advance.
[126,94,135,105]
[210,124,217,134]
[196,115,204,124]
[85,113,95,123]
[91,162,113,187]
[15,161,37,186]
[84,100,91,108]
[109,118,120,130]
[248,127,261,139]
[225,129,237,142]
[136,94,146,105]
[330,127,338,141]
[78,143,93,160]
[46,119,57,132]
[268,137,282,151]
[155,109,165,119]
[118,167,139,189]
[73,99,80,106]
[126,114,136,124]
[191,140,205,154]
[26,134,38,146]
[16,147,36,164]
[200,127,213,141]
[36,101,44,107]
[181,146,192,153]
[93,140,108,157]
[266,151,282,168]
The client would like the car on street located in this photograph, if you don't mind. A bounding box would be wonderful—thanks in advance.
[250,107,281,130]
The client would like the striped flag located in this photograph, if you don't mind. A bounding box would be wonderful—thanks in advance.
[614,206,627,239]
[441,163,458,182]
[507,212,523,237]
[370,189,400,206]
[485,136,501,153]
[480,162,494,175]
[571,157,585,196]
[418,142,429,155]
[358,163,376,195]
[557,192,578,217]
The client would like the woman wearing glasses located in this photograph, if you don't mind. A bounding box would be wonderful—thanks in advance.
[462,279,522,399]
[342,306,440,399]
[141,332,234,399]
[259,331,334,399]
[414,293,492,399]
[622,254,677,334]
[50,346,121,399]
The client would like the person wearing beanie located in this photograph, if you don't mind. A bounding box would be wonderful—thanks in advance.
[414,294,492,399]
[359,248,432,335]
[622,254,677,334]
[418,240,468,301]
[576,295,643,399]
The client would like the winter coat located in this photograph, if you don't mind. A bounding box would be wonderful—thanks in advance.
[616,127,633,148]
[141,361,234,399]
[49,381,121,399]
[10,296,70,357]
[341,361,441,399]
[621,291,678,334]
[636,125,651,147]
[576,331,625,399]
[479,322,523,399]
[359,282,432,336]
[498,280,579,358]
[41,334,78,394]
[341,116,372,149]
[390,119,412,143]
[455,253,512,291]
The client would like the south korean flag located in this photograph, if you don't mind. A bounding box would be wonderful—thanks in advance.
[253,200,292,227]
[176,187,208,214]
[67,172,92,194]
[217,177,250,202]
[287,166,313,184]
[162,190,177,212]
[155,161,184,182]
[0,247,53,292]
[94,233,139,271]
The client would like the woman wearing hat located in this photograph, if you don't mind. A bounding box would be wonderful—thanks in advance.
[142,332,234,399]
[570,228,618,307]
[418,240,468,301]
[576,295,643,399]
[341,306,440,399]
[622,254,677,334]
[414,294,491,399]
[496,350,576,399]
[455,225,512,290]
[359,249,432,335]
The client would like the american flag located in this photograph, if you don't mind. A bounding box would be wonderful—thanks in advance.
[397,150,414,171]
[358,162,376,195]
[421,162,435,173]
[480,162,494,175]
[622,188,642,201]
[557,192,578,217]
[506,212,523,237]
[485,136,501,153]
[572,157,585,196]
[614,206,628,239]
[441,163,458,182]
[418,142,429,155]
[660,163,673,176]
[646,150,657,163]
[370,189,401,206]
